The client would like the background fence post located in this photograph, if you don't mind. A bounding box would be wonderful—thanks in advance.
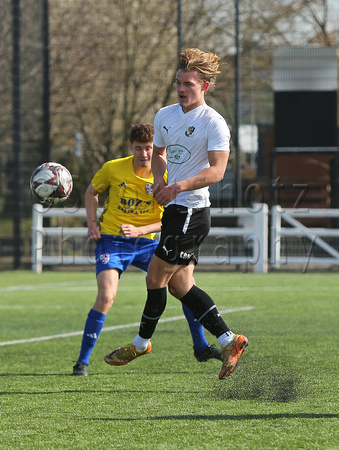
[253,203,268,273]
[31,204,43,273]
[271,205,281,269]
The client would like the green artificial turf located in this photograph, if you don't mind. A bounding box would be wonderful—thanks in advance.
[0,270,338,449]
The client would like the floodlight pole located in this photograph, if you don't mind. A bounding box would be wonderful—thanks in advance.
[12,0,22,270]
[234,0,242,207]
[42,0,50,163]
[178,0,183,56]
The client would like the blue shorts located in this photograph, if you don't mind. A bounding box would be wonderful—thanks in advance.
[95,235,159,276]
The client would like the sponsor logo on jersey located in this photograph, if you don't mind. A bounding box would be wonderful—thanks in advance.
[167,144,191,165]
[185,126,195,137]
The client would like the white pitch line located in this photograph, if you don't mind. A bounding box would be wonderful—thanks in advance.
[0,281,96,293]
[0,306,254,347]
[2,283,339,293]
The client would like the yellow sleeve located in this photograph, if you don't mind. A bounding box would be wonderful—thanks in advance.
[91,162,111,193]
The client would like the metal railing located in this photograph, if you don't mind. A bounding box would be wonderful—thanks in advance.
[31,203,269,273]
[271,206,339,270]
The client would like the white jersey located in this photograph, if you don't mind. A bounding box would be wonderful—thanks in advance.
[153,102,230,208]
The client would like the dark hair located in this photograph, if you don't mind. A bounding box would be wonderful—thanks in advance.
[128,123,154,143]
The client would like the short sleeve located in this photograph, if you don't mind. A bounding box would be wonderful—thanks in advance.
[207,117,230,152]
[91,162,111,193]
[153,110,165,148]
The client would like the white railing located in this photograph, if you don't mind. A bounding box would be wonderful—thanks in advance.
[31,204,95,273]
[31,203,269,273]
[200,204,268,273]
[271,206,339,269]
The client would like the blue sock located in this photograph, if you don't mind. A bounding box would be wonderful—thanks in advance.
[182,303,208,354]
[77,309,106,365]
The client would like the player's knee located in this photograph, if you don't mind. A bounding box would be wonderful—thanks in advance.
[94,293,114,313]
[146,271,160,289]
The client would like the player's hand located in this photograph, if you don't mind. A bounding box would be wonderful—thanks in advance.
[153,178,167,197]
[87,225,101,241]
[120,224,140,238]
[154,183,180,206]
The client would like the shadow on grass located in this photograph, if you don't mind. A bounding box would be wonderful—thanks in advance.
[0,359,325,404]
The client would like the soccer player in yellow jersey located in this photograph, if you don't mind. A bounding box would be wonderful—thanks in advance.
[72,123,221,376]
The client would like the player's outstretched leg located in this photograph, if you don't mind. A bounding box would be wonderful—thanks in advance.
[219,334,249,379]
[104,342,152,366]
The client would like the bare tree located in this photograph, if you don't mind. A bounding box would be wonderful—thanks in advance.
[49,0,179,190]
[0,0,338,216]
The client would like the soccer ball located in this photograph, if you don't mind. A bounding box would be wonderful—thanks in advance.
[30,162,73,205]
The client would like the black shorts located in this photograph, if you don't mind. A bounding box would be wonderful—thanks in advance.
[154,204,211,265]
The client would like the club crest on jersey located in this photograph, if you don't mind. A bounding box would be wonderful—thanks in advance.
[145,182,153,194]
[185,126,195,137]
[99,253,110,264]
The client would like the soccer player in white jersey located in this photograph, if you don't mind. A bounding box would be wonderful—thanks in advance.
[104,50,249,379]
[72,123,221,376]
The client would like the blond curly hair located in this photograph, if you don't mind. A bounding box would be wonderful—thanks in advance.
[177,48,222,87]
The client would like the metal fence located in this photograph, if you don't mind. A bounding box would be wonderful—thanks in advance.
[31,204,269,273]
[31,204,339,273]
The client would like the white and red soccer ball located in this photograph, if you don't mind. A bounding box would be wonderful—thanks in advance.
[30,162,73,205]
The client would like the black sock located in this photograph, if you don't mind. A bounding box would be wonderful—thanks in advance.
[180,285,229,337]
[139,287,167,339]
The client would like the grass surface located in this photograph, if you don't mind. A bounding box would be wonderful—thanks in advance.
[0,270,338,449]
